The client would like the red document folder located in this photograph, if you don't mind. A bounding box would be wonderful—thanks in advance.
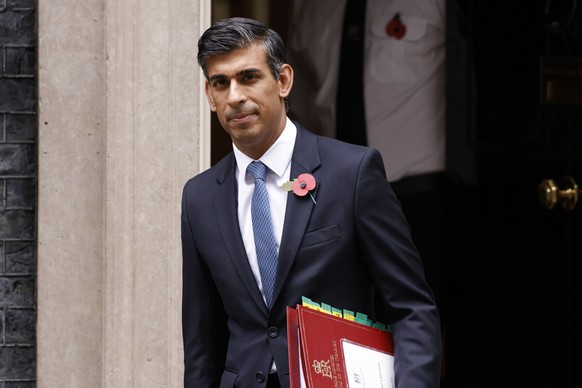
[287,305,395,388]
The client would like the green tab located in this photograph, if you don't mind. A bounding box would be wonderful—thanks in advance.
[321,303,332,314]
[355,312,368,325]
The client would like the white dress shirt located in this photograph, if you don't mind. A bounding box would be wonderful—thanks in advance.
[233,118,297,305]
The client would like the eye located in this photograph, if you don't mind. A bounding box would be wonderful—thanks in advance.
[211,78,228,88]
[242,72,259,82]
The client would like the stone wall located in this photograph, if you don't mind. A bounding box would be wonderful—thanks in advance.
[0,0,37,386]
[35,0,208,386]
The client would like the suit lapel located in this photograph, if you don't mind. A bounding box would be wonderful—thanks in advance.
[273,126,321,305]
[214,154,268,314]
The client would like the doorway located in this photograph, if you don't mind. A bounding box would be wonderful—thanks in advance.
[444,1,582,387]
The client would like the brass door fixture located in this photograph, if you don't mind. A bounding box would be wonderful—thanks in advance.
[538,176,580,210]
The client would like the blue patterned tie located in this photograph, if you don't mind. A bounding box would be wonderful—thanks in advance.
[247,161,278,308]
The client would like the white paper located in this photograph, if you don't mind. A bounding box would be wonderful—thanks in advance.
[341,339,395,388]
[296,328,308,388]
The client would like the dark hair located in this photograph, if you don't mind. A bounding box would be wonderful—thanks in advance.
[197,17,287,81]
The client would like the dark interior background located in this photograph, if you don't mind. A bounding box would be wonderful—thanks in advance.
[209,1,582,387]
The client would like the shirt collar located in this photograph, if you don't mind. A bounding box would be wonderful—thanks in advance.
[233,117,297,178]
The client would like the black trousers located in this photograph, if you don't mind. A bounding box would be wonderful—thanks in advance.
[392,171,475,387]
[391,172,448,306]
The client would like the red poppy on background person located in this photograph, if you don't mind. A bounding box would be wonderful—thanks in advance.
[386,13,406,39]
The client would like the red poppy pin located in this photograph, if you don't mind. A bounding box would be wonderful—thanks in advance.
[386,13,406,40]
[280,173,317,204]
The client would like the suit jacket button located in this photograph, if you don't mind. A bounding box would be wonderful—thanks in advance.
[256,371,266,382]
[268,326,279,338]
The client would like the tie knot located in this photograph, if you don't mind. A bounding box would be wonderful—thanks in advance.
[247,161,268,181]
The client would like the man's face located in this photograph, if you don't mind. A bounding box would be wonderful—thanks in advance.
[204,44,293,160]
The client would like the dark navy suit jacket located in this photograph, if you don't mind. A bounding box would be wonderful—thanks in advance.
[181,124,441,387]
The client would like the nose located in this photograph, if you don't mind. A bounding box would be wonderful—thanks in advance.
[227,81,246,107]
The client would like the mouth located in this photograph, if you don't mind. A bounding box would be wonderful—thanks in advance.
[228,110,256,125]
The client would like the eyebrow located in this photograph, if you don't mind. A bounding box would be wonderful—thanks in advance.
[208,68,263,82]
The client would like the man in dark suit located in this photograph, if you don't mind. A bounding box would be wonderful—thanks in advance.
[182,17,441,388]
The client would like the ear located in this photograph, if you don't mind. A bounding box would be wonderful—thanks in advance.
[204,81,217,112]
[277,64,294,98]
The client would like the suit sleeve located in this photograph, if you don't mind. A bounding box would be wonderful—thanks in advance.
[181,183,228,387]
[354,148,442,387]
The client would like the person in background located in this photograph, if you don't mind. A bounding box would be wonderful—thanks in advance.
[287,0,449,344]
